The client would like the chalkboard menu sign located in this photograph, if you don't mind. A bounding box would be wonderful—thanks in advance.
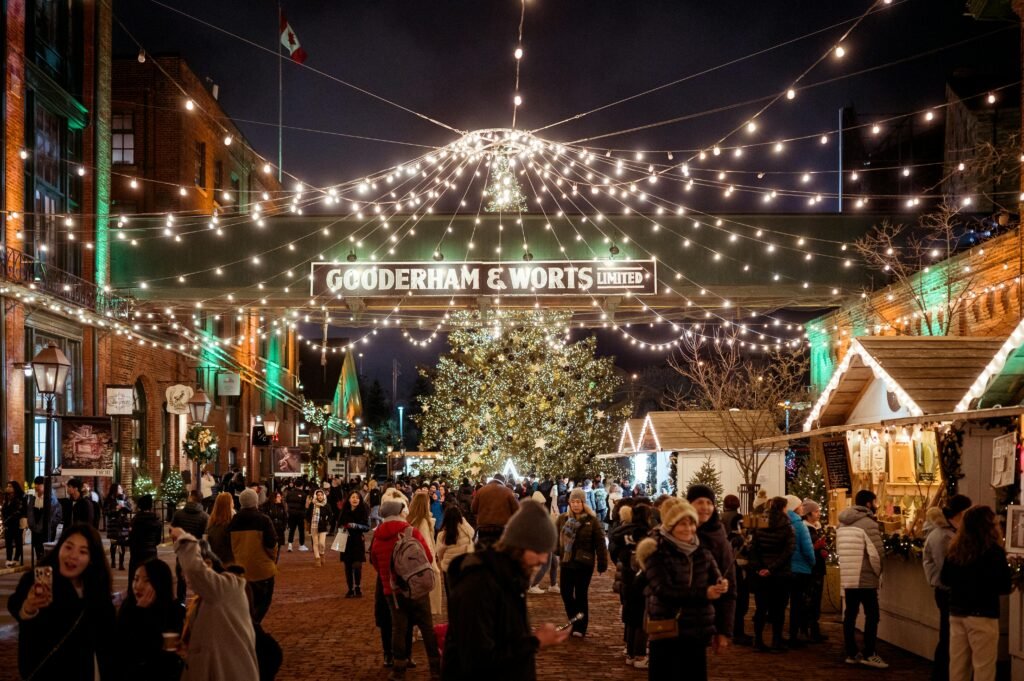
[821,438,853,490]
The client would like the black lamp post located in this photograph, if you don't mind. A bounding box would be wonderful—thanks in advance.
[31,343,70,544]
[187,389,212,492]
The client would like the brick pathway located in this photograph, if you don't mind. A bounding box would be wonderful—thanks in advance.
[0,539,932,680]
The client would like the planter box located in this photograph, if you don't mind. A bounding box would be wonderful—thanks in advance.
[821,564,841,614]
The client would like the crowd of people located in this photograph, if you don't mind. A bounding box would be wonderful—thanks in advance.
[2,467,1014,681]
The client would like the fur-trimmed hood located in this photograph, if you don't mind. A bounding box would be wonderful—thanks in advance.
[636,536,658,570]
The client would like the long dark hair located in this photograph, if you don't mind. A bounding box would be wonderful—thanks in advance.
[768,496,789,527]
[441,506,465,546]
[948,505,1003,565]
[45,524,112,607]
[135,558,175,605]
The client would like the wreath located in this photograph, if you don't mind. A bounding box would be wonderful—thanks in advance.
[183,422,219,465]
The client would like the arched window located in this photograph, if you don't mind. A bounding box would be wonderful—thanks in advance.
[132,379,147,464]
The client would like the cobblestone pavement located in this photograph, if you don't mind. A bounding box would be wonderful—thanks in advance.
[0,538,933,680]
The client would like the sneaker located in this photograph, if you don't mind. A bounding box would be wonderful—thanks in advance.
[624,657,635,666]
[845,654,863,665]
[860,655,889,669]
[298,545,309,552]
[571,631,585,638]
[527,586,545,595]
[287,543,293,552]
[547,584,560,594]
[632,657,649,669]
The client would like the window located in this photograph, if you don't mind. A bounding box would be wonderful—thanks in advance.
[35,106,61,187]
[112,114,134,165]
[213,160,223,191]
[132,379,147,465]
[193,141,206,188]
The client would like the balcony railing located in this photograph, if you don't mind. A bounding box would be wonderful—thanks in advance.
[0,245,132,318]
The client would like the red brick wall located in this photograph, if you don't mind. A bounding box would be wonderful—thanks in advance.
[5,0,26,247]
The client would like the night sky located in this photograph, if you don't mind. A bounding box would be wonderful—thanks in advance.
[115,0,1019,402]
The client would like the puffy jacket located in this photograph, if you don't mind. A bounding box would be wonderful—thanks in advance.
[556,511,608,573]
[749,513,795,577]
[788,510,815,575]
[227,507,278,582]
[836,505,884,589]
[262,502,288,543]
[129,511,163,558]
[443,549,539,681]
[471,481,519,527]
[922,515,954,589]
[171,502,209,539]
[284,488,307,516]
[593,487,609,516]
[436,519,476,573]
[369,519,432,596]
[2,495,26,528]
[637,533,718,644]
[941,545,1012,619]
[697,511,737,637]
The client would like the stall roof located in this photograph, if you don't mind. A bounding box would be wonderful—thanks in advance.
[805,336,1005,430]
[957,318,1024,412]
[617,419,644,453]
[636,410,779,452]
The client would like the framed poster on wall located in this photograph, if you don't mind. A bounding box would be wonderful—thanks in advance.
[61,417,114,477]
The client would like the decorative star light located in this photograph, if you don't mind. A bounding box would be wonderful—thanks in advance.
[534,437,547,449]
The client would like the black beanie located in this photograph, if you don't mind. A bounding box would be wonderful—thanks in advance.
[686,484,716,506]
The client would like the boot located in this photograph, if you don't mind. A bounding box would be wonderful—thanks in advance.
[387,659,408,681]
[383,654,394,668]
[753,625,771,653]
[354,586,363,597]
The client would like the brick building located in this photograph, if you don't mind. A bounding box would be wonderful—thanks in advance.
[109,55,282,217]
[0,0,298,498]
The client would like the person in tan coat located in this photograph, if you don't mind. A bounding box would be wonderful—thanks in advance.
[471,474,519,547]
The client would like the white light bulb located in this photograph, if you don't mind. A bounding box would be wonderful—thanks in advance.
[76,166,86,176]
[712,146,721,156]
[513,94,522,106]
[262,163,272,174]
[514,47,523,60]
[871,124,880,135]
[834,45,846,58]
[746,121,757,133]
[850,172,859,181]
[185,99,195,111]
[786,88,796,100]
[925,111,934,121]
[18,149,28,160]
[987,93,996,104]
[819,135,828,145]
[223,135,233,146]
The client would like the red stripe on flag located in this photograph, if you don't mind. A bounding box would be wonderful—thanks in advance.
[291,47,308,65]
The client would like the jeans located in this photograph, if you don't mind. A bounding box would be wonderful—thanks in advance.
[389,593,440,666]
[250,577,275,623]
[843,587,879,657]
[559,565,593,634]
[650,635,706,678]
[949,615,998,681]
[933,589,950,681]
[287,514,305,546]
[734,564,751,638]
[625,623,647,658]
[344,562,363,592]
[532,553,559,588]
[789,572,812,639]
[806,571,825,637]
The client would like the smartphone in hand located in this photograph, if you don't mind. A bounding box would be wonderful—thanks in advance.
[557,613,584,631]
[34,567,52,594]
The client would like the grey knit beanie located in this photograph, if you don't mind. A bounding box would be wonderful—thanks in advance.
[239,488,258,509]
[500,500,557,553]
[380,499,406,519]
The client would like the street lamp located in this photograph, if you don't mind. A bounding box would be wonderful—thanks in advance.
[308,426,321,446]
[187,388,212,425]
[263,411,279,439]
[31,343,70,545]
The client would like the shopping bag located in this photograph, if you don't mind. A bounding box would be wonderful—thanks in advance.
[331,529,349,552]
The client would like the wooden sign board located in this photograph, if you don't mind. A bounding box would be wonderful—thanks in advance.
[821,438,853,490]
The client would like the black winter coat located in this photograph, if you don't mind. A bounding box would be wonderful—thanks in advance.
[610,522,649,625]
[698,511,737,638]
[941,545,1012,619]
[170,502,209,539]
[556,512,609,573]
[2,494,26,529]
[114,600,185,681]
[129,511,164,559]
[643,534,719,644]
[443,549,540,681]
[263,501,288,543]
[8,568,116,680]
[749,514,795,577]
[285,488,307,516]
[338,503,370,564]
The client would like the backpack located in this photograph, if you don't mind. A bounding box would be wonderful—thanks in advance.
[390,526,436,599]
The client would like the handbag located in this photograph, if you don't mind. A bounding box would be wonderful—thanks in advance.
[331,529,349,552]
[644,612,679,640]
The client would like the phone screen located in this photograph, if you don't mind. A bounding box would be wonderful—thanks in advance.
[34,567,52,591]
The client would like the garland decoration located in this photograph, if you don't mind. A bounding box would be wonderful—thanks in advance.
[183,422,219,465]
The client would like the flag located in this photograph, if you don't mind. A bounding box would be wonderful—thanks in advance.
[279,13,308,64]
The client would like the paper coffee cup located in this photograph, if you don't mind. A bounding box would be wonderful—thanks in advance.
[162,632,180,651]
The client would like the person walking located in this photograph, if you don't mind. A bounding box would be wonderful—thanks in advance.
[527,490,560,594]
[199,466,217,510]
[227,487,278,623]
[443,499,569,679]
[338,490,371,597]
[171,490,210,605]
[308,488,334,566]
[941,504,1010,681]
[555,487,608,637]
[785,494,815,647]
[409,490,444,619]
[800,499,829,643]
[687,484,737,652]
[593,481,609,526]
[610,503,654,668]
[64,478,94,532]
[369,498,441,680]
[3,481,27,567]
[26,476,61,562]
[262,490,289,561]
[749,496,794,653]
[205,492,235,564]
[837,489,888,668]
[171,526,260,681]
[103,484,131,571]
[470,473,519,548]
[285,482,309,551]
[923,494,972,681]
[637,499,727,679]
[8,525,115,679]
[436,505,475,605]
[116,558,185,680]
[127,494,163,588]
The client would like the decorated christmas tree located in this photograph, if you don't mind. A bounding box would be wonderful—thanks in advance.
[789,458,828,520]
[686,455,724,500]
[416,310,630,478]
[158,470,188,506]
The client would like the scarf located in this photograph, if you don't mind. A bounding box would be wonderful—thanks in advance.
[560,516,581,562]
[658,527,699,555]
[311,494,327,527]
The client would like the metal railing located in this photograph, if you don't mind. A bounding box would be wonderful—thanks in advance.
[0,245,133,317]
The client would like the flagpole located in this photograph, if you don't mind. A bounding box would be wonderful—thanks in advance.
[277,1,283,182]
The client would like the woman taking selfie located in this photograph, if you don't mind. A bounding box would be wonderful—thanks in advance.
[8,524,115,679]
